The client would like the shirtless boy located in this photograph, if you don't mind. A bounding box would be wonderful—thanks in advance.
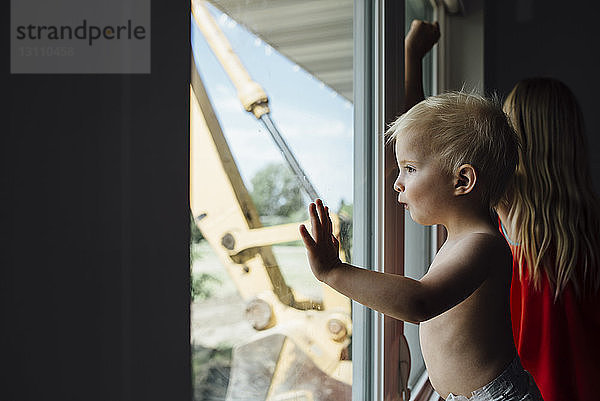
[299,92,543,400]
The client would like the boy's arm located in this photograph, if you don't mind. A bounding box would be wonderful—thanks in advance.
[299,199,427,323]
[300,200,506,323]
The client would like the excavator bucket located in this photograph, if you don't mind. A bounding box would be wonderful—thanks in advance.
[226,332,351,401]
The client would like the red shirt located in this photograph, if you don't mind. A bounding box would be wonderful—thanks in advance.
[502,224,600,401]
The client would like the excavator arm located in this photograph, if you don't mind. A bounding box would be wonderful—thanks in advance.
[190,1,410,399]
[190,58,352,399]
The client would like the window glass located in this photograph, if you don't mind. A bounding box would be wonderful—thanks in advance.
[404,0,435,390]
[189,1,354,399]
[406,0,434,98]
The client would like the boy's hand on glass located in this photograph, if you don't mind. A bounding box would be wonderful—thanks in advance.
[405,19,440,60]
[299,199,342,283]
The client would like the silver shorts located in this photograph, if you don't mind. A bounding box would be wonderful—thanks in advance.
[446,357,543,401]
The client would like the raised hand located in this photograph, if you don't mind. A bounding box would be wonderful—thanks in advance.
[404,19,440,112]
[405,20,440,61]
[299,199,342,283]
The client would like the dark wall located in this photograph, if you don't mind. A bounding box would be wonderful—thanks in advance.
[2,2,191,400]
[484,0,600,192]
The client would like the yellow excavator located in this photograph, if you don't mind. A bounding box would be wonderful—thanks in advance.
[190,1,408,399]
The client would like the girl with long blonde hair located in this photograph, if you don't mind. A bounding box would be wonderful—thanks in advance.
[497,77,600,401]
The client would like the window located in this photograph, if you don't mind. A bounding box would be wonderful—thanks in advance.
[189,1,451,399]
[404,0,436,391]
[190,1,354,399]
[356,1,443,400]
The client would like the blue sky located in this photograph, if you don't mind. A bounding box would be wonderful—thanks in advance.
[191,4,354,210]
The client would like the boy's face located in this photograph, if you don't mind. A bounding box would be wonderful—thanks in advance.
[393,131,454,225]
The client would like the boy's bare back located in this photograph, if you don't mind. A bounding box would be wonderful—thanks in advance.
[419,230,515,398]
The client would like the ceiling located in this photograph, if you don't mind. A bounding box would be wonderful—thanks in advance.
[207,0,354,102]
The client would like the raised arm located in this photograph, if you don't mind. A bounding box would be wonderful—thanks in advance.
[300,199,504,324]
[387,20,440,177]
[404,20,440,111]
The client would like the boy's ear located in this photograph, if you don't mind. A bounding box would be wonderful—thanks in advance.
[454,164,477,196]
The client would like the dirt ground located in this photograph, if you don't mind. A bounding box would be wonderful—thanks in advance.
[191,292,255,349]
[191,241,321,399]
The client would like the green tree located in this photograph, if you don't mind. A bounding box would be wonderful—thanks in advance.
[191,273,220,302]
[250,163,305,219]
[190,210,204,244]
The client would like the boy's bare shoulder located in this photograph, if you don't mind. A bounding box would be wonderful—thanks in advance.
[429,230,512,278]
[418,230,511,321]
[454,231,512,265]
[434,231,510,269]
[460,230,507,245]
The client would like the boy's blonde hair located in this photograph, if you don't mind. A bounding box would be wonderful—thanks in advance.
[386,91,519,210]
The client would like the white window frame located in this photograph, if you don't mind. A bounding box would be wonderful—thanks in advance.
[354,0,469,399]
[353,1,409,399]
[352,1,380,399]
